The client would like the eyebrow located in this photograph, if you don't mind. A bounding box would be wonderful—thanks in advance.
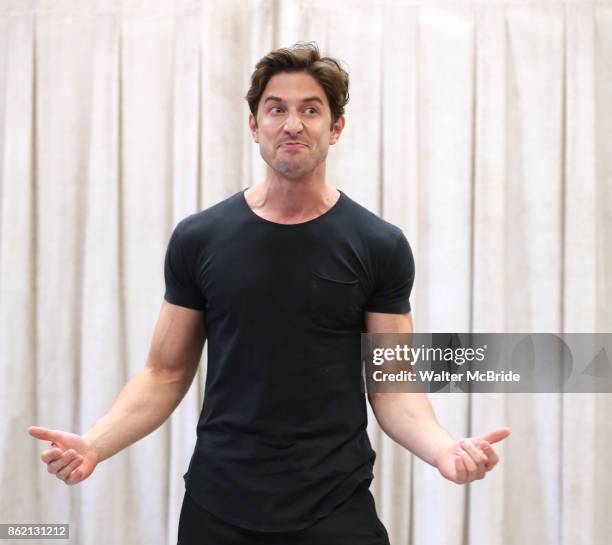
[263,95,324,106]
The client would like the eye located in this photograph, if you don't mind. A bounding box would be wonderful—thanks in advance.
[271,106,284,113]
[306,107,318,114]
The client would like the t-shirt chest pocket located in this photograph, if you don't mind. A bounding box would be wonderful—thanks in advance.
[309,271,360,330]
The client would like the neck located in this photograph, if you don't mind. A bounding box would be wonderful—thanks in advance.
[245,170,340,224]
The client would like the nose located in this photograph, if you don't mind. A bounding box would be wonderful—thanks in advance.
[284,112,303,134]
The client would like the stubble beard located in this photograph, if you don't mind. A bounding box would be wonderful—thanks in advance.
[266,146,327,181]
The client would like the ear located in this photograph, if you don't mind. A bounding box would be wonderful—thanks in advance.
[329,115,345,145]
[248,113,259,143]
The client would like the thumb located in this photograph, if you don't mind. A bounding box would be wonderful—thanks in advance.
[28,426,64,446]
[472,426,511,446]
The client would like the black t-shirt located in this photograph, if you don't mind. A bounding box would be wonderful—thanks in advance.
[163,188,415,532]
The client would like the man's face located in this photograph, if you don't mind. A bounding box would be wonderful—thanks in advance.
[248,71,345,181]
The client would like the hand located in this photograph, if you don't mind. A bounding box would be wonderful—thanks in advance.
[435,427,511,484]
[28,426,100,486]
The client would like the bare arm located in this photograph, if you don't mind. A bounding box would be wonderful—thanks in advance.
[83,300,206,461]
[365,311,510,484]
[365,311,454,466]
[28,300,206,484]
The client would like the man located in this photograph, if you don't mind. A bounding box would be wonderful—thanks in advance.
[29,42,510,544]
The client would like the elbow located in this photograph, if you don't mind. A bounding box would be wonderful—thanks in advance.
[367,392,382,407]
[144,360,197,389]
[367,392,389,419]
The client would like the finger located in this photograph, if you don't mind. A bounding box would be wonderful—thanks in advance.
[456,447,478,481]
[41,448,63,464]
[454,455,467,484]
[473,427,511,446]
[65,468,84,486]
[57,456,83,481]
[47,450,77,475]
[48,450,76,474]
[480,442,500,470]
[28,426,62,444]
[460,440,487,479]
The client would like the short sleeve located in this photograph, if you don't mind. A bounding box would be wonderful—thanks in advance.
[363,232,415,314]
[163,222,207,310]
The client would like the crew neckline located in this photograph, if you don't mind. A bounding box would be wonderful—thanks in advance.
[240,188,345,228]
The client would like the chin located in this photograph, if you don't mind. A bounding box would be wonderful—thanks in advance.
[271,160,309,179]
[278,169,308,181]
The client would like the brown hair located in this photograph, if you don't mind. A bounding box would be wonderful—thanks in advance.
[245,41,350,129]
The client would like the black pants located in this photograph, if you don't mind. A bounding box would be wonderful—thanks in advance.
[177,483,391,545]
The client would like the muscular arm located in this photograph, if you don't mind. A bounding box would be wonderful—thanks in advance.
[365,311,454,466]
[83,300,206,462]
[28,300,206,484]
[364,311,510,483]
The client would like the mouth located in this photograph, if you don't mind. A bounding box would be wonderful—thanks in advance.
[279,142,308,149]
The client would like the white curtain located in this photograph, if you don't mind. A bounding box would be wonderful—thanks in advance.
[1,1,610,544]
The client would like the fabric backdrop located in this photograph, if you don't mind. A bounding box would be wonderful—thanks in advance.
[1,1,611,544]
